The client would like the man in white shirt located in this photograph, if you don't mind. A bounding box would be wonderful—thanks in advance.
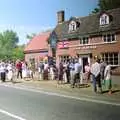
[72,59,82,88]
[91,58,102,93]
[0,62,6,82]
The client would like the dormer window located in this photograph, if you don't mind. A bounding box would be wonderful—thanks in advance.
[100,13,109,26]
[69,20,77,32]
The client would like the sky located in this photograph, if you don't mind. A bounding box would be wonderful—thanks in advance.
[0,0,98,44]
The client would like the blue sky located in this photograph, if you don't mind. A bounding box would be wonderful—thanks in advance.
[0,0,98,44]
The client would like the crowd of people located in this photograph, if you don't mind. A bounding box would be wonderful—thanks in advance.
[0,56,113,94]
[38,56,112,94]
[0,60,34,83]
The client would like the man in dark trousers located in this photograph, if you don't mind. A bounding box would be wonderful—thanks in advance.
[91,57,102,93]
[0,62,6,82]
[16,60,22,79]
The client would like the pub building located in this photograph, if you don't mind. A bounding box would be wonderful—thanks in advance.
[49,8,120,74]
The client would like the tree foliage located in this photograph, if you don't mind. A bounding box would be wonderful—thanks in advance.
[0,30,19,59]
[91,8,100,14]
[99,0,120,11]
[26,33,36,40]
[91,0,120,14]
[12,45,25,60]
[0,30,25,60]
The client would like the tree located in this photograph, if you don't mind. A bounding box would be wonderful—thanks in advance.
[91,8,100,14]
[91,0,120,14]
[26,33,36,40]
[99,0,120,11]
[12,45,25,60]
[0,30,19,59]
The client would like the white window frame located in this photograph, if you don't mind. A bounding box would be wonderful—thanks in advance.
[69,20,77,32]
[80,37,89,44]
[100,13,109,26]
[102,34,116,43]
[101,52,119,66]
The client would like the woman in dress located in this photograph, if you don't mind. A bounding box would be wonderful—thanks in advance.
[84,62,91,83]
[104,62,112,94]
[7,62,14,82]
[22,61,28,80]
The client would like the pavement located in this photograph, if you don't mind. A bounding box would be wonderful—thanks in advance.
[1,76,120,104]
[0,83,120,120]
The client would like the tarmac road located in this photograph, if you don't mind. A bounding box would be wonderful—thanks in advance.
[0,85,119,120]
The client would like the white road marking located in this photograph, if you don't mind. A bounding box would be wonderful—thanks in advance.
[1,84,120,107]
[0,108,26,120]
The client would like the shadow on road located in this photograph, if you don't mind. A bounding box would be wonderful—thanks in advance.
[102,89,120,94]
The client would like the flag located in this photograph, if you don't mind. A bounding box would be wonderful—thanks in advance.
[57,41,69,49]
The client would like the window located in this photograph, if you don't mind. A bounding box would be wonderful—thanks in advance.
[100,14,109,26]
[60,55,69,62]
[80,37,89,44]
[101,52,119,65]
[69,20,77,32]
[103,34,116,43]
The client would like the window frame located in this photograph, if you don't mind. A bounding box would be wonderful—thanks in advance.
[59,55,69,62]
[101,52,119,66]
[100,13,109,26]
[69,20,77,32]
[80,37,89,45]
[102,33,116,43]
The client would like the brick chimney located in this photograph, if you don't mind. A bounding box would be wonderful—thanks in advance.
[57,10,65,24]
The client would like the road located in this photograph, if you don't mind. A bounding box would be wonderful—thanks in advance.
[0,85,119,120]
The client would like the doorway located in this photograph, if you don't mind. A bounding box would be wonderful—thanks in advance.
[78,54,90,73]
[82,57,88,73]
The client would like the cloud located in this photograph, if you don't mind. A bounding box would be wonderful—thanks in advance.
[0,24,54,45]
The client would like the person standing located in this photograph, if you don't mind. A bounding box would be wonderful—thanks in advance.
[66,61,70,83]
[69,59,75,87]
[58,62,64,84]
[49,65,54,80]
[43,60,49,80]
[84,62,91,83]
[104,62,112,94]
[72,59,82,88]
[22,61,28,80]
[63,61,68,83]
[7,62,14,82]
[91,57,102,93]
[0,62,6,82]
[100,60,107,85]
[38,61,44,80]
[16,60,22,79]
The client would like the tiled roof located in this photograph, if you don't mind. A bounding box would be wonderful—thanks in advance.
[55,8,120,40]
[24,32,50,52]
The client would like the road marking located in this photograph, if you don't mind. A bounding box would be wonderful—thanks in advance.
[1,84,120,107]
[0,108,26,120]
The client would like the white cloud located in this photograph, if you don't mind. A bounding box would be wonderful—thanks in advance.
[0,24,54,45]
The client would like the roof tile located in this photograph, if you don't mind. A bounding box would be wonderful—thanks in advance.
[24,32,50,52]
